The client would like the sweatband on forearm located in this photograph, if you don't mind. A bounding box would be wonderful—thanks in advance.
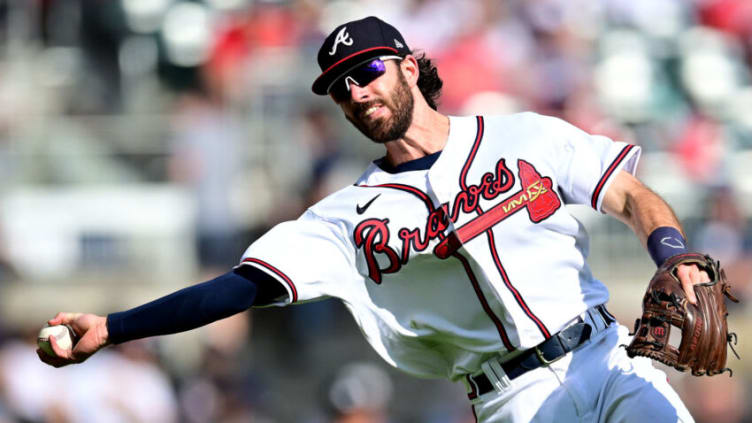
[647,226,689,267]
[106,270,258,344]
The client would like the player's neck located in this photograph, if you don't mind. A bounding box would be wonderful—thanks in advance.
[383,102,449,167]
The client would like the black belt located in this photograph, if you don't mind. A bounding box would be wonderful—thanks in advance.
[468,306,615,398]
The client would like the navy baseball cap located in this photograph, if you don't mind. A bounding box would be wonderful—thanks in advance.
[312,16,411,96]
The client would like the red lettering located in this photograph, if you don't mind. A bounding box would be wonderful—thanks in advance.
[493,159,515,193]
[355,158,558,277]
[652,326,666,338]
[426,208,448,239]
[399,228,425,263]
[480,173,496,199]
[449,191,477,222]
[398,207,449,264]
[448,158,515,222]
[354,218,401,284]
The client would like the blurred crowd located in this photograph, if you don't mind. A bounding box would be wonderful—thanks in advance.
[1,0,752,421]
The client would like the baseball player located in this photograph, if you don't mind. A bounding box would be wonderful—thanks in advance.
[39,16,708,422]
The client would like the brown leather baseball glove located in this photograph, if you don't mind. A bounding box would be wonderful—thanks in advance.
[626,253,740,376]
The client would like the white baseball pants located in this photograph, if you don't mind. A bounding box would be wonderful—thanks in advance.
[469,312,693,422]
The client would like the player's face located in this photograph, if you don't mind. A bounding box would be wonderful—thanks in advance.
[332,59,414,144]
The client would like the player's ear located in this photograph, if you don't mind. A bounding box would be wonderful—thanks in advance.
[399,55,419,88]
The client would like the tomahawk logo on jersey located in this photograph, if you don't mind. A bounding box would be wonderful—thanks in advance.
[354,157,561,283]
[239,112,640,381]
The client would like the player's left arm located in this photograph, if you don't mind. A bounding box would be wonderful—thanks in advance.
[601,170,709,303]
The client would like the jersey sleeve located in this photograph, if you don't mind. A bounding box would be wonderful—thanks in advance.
[543,116,641,212]
[236,210,358,307]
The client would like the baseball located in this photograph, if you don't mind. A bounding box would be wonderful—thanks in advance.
[37,324,76,357]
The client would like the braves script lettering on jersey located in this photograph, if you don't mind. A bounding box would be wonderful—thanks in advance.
[239,113,695,421]
[241,113,630,370]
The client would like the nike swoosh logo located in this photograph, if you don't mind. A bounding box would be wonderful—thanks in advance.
[356,194,381,215]
[660,236,685,249]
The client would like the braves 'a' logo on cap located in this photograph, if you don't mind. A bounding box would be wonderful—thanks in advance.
[329,26,354,55]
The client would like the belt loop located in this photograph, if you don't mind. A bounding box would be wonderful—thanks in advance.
[585,305,615,333]
[597,305,616,326]
[481,358,512,394]
[585,308,602,332]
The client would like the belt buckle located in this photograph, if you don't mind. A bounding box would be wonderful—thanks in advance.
[534,344,563,366]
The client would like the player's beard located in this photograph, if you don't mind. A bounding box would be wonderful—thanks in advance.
[347,71,414,144]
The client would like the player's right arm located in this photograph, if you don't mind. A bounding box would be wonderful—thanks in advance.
[39,202,355,368]
[36,266,287,367]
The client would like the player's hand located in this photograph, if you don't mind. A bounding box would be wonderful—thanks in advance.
[675,263,710,305]
[36,312,109,367]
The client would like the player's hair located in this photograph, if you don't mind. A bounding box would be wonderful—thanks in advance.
[409,50,443,110]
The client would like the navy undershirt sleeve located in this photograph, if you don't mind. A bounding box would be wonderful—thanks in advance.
[106,267,286,344]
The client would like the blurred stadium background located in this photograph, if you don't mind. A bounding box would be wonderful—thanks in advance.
[0,0,751,422]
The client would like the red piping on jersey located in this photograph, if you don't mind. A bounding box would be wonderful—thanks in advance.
[591,144,636,210]
[359,181,515,351]
[459,117,484,189]
[459,116,552,339]
[452,250,514,350]
[241,258,298,303]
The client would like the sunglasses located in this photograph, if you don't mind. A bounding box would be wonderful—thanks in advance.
[328,55,403,102]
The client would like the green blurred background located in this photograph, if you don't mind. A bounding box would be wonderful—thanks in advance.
[0,0,751,422]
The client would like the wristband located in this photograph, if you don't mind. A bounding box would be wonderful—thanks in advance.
[647,226,688,267]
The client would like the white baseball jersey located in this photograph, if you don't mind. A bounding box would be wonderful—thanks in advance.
[239,112,640,382]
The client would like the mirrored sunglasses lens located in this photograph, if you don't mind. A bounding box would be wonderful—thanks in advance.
[363,59,388,73]
[351,59,386,83]
[330,59,388,101]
